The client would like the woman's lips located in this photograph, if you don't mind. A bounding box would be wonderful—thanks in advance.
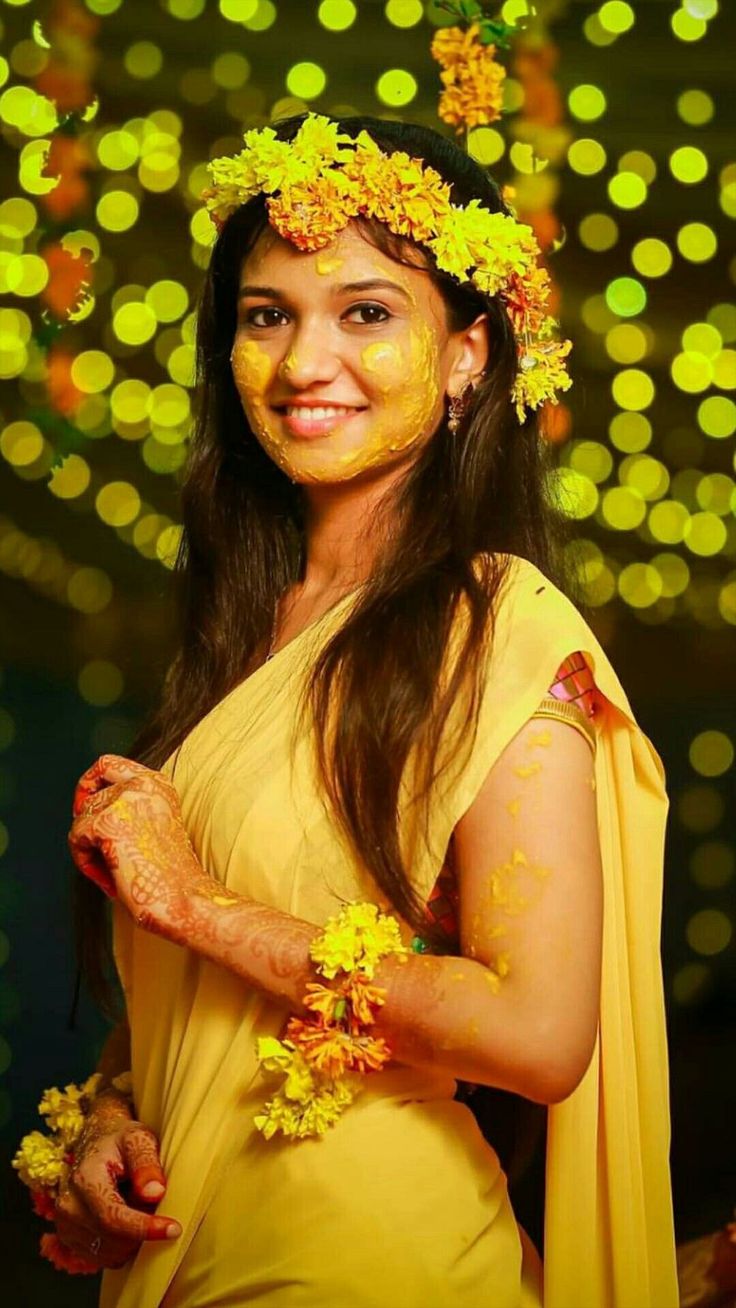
[273,406,367,438]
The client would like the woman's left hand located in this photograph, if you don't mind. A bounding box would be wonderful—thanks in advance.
[68,755,221,939]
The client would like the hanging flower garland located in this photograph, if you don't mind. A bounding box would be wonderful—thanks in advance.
[25,0,100,466]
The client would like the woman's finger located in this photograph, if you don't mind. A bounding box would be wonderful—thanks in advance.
[121,1126,168,1202]
[71,1160,181,1243]
[72,755,152,818]
[67,822,117,897]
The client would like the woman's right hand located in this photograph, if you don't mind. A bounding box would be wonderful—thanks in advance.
[54,1114,182,1270]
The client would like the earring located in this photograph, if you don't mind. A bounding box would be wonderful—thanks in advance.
[447,380,475,434]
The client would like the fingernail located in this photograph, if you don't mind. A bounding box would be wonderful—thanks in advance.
[141,1181,165,1199]
[166,1223,181,1238]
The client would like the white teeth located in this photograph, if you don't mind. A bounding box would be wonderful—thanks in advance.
[284,406,357,420]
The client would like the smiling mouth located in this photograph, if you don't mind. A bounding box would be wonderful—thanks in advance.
[271,404,368,438]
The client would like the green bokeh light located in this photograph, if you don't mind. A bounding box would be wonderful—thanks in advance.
[286,62,327,100]
[376,68,418,107]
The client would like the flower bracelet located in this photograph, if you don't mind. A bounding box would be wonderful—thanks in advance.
[254,902,418,1141]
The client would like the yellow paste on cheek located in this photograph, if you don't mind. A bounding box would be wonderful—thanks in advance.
[360,341,402,395]
[230,339,298,476]
[231,338,273,401]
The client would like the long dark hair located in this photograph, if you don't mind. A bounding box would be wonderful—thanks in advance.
[75,112,583,1217]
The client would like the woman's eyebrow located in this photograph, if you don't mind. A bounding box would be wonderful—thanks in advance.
[238,278,411,303]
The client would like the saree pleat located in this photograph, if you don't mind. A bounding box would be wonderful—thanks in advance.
[100,553,677,1308]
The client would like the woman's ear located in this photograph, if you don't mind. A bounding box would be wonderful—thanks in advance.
[447,313,490,395]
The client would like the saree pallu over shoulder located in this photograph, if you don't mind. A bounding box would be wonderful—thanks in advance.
[103,553,677,1308]
[399,553,678,1308]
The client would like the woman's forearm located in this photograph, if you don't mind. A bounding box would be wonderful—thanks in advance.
[172,893,561,1104]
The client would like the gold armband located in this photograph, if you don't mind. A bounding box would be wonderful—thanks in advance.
[530,695,597,754]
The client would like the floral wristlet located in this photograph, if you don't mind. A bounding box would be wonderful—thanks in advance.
[12,1070,133,1274]
[254,902,410,1141]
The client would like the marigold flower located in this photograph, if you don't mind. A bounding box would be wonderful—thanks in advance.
[512,339,573,423]
[31,1188,58,1222]
[309,902,407,979]
[40,1233,100,1275]
[432,25,506,132]
[12,1131,66,1189]
[267,173,360,252]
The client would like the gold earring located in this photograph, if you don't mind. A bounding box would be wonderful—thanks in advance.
[447,380,475,434]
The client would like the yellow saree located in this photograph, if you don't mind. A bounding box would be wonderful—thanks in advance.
[101,552,678,1308]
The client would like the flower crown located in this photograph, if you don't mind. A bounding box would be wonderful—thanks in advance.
[201,111,571,424]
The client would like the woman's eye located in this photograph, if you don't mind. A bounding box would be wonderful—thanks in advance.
[347,302,391,325]
[245,307,287,328]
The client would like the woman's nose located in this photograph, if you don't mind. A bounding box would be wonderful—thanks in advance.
[277,323,340,388]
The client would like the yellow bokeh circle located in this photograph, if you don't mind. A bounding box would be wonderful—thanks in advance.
[96,480,142,528]
[611,368,655,410]
[605,322,648,364]
[71,350,115,394]
[578,212,618,251]
[686,909,732,958]
[609,411,652,452]
[5,253,49,296]
[376,69,418,107]
[617,562,662,608]
[631,238,672,278]
[113,302,158,346]
[568,138,606,175]
[78,660,125,707]
[689,730,734,778]
[677,222,717,262]
[67,567,113,614]
[286,62,327,100]
[608,171,647,209]
[1,420,44,466]
[567,84,607,121]
[647,500,690,544]
[96,190,139,232]
[697,395,736,438]
[47,454,91,500]
[671,351,713,393]
[600,485,646,530]
[682,512,728,557]
[669,145,708,184]
[677,88,714,125]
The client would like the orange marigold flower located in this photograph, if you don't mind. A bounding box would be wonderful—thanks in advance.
[302,982,343,1023]
[342,973,388,1027]
[437,50,506,133]
[267,175,360,251]
[31,1188,57,1222]
[40,1233,99,1275]
[285,1019,392,1078]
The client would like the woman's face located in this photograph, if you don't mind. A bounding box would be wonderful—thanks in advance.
[231,222,487,486]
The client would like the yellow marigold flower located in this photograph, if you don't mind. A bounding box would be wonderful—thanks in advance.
[12,1130,66,1189]
[38,1084,86,1147]
[267,174,361,252]
[512,339,573,423]
[291,113,355,168]
[310,902,407,980]
[256,1036,317,1103]
[254,1077,357,1140]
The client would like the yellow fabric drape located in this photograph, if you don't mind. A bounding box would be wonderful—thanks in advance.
[101,553,678,1308]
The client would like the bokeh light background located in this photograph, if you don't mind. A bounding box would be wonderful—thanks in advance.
[0,0,734,1297]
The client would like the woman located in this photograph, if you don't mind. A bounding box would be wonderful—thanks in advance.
[62,114,678,1306]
